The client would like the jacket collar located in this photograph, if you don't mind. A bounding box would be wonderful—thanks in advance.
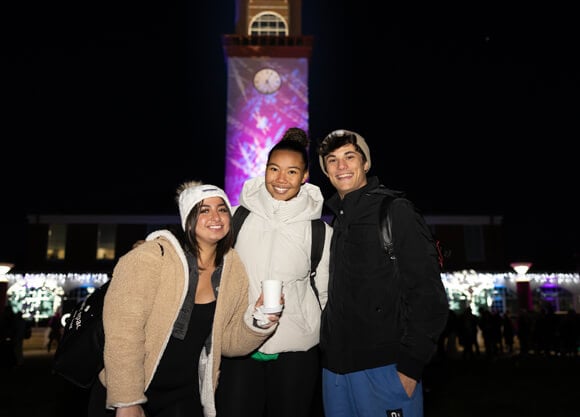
[327,176,381,214]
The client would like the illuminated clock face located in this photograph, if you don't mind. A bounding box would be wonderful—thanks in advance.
[253,68,282,94]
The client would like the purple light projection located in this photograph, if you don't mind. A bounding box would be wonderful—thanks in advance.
[224,57,309,206]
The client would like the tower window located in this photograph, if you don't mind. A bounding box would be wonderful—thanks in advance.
[249,13,288,36]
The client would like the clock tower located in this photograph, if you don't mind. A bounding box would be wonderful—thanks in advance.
[222,0,312,205]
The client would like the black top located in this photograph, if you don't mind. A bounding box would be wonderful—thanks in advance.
[146,301,216,411]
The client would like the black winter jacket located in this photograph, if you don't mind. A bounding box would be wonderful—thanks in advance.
[320,177,449,381]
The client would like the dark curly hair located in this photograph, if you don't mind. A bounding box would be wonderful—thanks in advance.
[267,127,310,171]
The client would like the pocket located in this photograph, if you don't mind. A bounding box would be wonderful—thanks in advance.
[384,366,413,400]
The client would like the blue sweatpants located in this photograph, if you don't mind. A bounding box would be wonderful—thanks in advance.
[322,365,423,417]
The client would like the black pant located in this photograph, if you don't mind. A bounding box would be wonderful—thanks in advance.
[87,380,116,417]
[215,346,321,417]
[87,379,203,417]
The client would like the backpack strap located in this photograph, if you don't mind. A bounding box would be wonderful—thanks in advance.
[309,219,326,309]
[369,185,403,262]
[377,191,447,269]
[231,206,251,247]
[230,205,326,308]
[379,195,396,261]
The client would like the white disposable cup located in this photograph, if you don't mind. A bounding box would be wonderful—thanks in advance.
[262,280,283,308]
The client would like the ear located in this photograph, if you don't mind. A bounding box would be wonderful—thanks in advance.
[363,161,370,173]
[301,170,309,185]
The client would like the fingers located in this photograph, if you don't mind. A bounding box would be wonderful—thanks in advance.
[254,292,285,310]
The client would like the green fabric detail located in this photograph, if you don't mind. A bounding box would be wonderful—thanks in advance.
[251,351,279,361]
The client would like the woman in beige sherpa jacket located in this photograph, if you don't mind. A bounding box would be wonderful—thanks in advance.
[87,182,281,417]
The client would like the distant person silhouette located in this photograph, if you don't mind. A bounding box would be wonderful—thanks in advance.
[0,306,18,369]
[516,308,532,357]
[12,311,27,365]
[459,307,479,360]
[437,309,459,359]
[47,310,62,353]
[559,308,579,357]
[501,312,515,355]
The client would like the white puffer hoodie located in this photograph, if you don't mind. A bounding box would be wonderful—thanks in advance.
[235,176,332,354]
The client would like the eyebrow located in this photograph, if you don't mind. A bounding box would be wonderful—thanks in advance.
[326,150,358,158]
[200,202,227,208]
[266,162,303,171]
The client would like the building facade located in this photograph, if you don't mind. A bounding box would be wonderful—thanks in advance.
[2,212,578,325]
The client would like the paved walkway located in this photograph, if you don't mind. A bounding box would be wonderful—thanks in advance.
[1,327,578,417]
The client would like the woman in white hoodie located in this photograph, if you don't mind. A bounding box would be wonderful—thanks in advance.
[215,128,332,417]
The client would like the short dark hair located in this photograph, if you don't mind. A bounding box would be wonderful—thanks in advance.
[317,131,367,163]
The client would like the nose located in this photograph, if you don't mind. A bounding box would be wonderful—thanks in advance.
[274,170,288,182]
[210,208,221,220]
[337,157,348,169]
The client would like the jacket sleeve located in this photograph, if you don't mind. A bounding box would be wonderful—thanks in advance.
[392,199,449,381]
[315,223,333,310]
[102,242,163,408]
[219,250,276,357]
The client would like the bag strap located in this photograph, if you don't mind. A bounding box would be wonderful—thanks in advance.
[368,185,404,262]
[379,195,396,261]
[231,205,326,309]
[309,219,326,309]
[378,192,446,269]
[231,205,251,247]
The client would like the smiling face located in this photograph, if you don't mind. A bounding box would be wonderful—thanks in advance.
[323,143,369,199]
[265,149,308,201]
[194,196,231,245]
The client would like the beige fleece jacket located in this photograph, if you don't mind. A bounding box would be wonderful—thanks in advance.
[98,230,275,416]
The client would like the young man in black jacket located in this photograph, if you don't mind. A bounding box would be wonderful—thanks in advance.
[316,129,449,417]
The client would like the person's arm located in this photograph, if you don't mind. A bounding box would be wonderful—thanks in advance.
[393,199,449,381]
[103,243,161,408]
[315,224,332,310]
[219,251,278,357]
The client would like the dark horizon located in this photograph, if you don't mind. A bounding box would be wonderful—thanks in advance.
[2,2,578,271]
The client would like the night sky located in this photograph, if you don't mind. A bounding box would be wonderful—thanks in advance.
[2,1,578,270]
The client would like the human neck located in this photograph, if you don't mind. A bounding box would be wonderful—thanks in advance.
[197,244,217,270]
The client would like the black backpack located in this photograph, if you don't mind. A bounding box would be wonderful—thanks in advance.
[231,206,326,308]
[372,186,448,269]
[52,243,168,389]
[52,280,109,388]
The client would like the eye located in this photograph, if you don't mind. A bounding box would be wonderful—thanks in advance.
[288,169,298,175]
[200,208,210,214]
[218,207,229,213]
[326,157,336,165]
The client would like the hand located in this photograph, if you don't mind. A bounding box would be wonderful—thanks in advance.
[255,292,285,313]
[253,293,284,328]
[397,371,417,397]
[116,405,146,417]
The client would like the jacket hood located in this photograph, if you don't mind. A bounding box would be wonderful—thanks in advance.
[238,176,324,223]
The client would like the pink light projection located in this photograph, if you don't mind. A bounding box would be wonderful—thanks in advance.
[224,57,309,206]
